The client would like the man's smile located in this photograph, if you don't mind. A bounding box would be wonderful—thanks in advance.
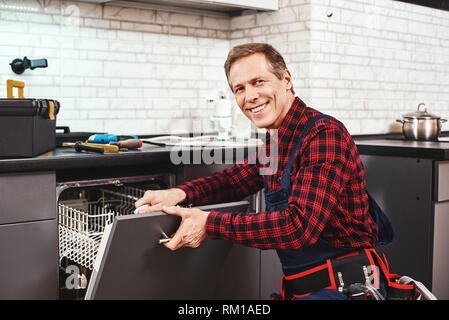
[247,102,268,114]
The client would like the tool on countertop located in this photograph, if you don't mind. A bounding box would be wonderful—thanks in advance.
[62,141,119,153]
[62,141,105,154]
[62,138,142,153]
[88,133,119,144]
[83,142,120,152]
[110,138,142,150]
[88,133,139,144]
[87,133,142,151]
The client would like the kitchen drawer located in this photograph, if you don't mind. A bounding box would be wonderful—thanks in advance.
[435,161,449,202]
[0,219,58,299]
[0,172,56,224]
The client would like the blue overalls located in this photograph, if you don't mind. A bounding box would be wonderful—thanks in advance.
[263,114,393,300]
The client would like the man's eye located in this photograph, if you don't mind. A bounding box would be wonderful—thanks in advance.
[234,87,243,93]
[255,80,264,85]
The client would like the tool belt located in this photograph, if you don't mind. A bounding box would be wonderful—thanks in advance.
[277,248,415,300]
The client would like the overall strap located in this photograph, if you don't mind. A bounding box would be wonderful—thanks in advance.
[264,114,333,191]
[281,114,334,184]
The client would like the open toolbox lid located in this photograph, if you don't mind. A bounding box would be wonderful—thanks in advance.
[85,201,250,300]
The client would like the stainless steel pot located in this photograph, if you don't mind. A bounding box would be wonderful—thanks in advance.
[396,103,447,141]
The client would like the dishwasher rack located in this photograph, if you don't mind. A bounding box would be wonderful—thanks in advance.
[57,174,174,272]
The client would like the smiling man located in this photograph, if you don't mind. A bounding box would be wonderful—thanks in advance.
[228,51,294,132]
[135,43,393,300]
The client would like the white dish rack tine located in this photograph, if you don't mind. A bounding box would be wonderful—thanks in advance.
[58,185,147,270]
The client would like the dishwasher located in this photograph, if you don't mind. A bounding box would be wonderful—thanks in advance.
[56,173,257,300]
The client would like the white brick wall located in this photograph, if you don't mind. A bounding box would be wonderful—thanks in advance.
[307,0,449,133]
[0,0,448,135]
[231,0,449,134]
[0,0,230,135]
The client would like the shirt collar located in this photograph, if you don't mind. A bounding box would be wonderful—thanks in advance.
[266,97,306,146]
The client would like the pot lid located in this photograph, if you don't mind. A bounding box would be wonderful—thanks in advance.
[402,103,440,119]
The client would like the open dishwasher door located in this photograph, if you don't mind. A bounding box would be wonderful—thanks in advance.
[85,201,255,300]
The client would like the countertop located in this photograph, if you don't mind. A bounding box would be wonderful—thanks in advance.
[354,136,449,160]
[0,143,170,173]
[1,133,449,174]
[0,142,253,173]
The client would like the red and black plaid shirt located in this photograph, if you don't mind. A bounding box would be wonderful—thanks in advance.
[177,97,378,250]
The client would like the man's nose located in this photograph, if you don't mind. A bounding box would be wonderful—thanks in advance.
[245,86,259,102]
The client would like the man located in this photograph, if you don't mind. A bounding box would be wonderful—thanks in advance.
[135,43,392,300]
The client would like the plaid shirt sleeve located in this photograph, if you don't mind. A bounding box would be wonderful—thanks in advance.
[176,155,264,206]
[205,121,374,250]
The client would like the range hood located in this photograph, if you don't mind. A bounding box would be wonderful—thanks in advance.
[77,0,278,17]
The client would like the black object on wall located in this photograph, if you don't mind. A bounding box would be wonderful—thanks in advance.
[395,0,449,11]
[10,56,48,74]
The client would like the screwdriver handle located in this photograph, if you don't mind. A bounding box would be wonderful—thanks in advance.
[74,141,104,153]
[111,139,142,150]
[84,142,119,152]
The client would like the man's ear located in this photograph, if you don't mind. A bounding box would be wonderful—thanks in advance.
[283,69,292,91]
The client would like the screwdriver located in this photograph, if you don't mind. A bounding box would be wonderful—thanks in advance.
[83,142,119,152]
[62,141,118,152]
[62,141,104,153]
[110,139,142,150]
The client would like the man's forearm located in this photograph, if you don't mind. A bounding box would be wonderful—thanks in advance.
[176,162,263,206]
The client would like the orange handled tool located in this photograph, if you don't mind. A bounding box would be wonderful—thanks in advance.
[110,139,142,150]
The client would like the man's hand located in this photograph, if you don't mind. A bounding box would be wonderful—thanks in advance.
[134,188,187,214]
[161,206,209,251]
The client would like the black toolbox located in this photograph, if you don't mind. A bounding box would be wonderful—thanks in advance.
[0,80,60,158]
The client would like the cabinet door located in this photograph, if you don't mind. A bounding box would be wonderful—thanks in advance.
[0,220,58,299]
[0,172,56,224]
[361,155,434,288]
[85,201,260,300]
[433,201,449,299]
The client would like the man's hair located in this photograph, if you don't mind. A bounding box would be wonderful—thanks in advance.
[224,42,295,95]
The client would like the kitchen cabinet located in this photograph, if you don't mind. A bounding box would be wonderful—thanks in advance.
[78,0,278,16]
[0,172,58,299]
[356,137,449,300]
[0,220,58,299]
[361,156,434,288]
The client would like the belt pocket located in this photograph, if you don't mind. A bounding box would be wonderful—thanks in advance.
[280,250,383,300]
[330,250,380,290]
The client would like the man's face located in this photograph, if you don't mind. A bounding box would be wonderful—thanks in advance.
[229,52,293,130]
